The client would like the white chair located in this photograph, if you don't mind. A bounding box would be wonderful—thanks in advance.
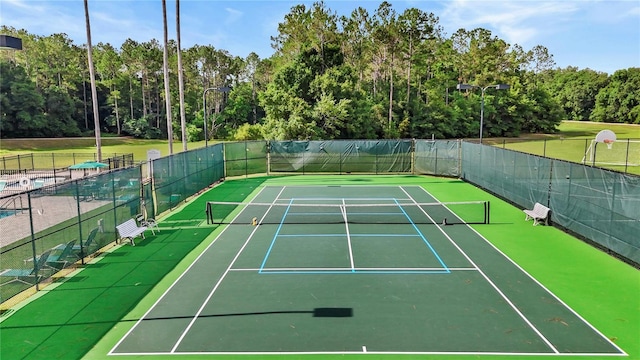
[524,203,551,226]
[136,214,159,235]
[116,219,147,246]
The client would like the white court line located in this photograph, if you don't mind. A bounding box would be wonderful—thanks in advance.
[111,184,626,357]
[108,185,270,356]
[342,198,355,272]
[416,185,627,356]
[401,186,560,354]
[110,350,628,356]
[169,186,288,353]
[230,267,476,272]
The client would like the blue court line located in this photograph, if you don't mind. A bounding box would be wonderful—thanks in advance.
[394,199,450,273]
[258,198,293,273]
[286,212,342,216]
[277,233,419,237]
[260,197,449,275]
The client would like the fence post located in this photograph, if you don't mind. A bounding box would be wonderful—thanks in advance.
[73,180,87,264]
[26,193,40,291]
[411,139,416,174]
[434,146,438,175]
[624,139,630,174]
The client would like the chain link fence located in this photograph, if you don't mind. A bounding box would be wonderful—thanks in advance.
[1,139,637,305]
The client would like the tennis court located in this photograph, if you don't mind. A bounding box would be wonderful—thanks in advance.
[107,184,624,356]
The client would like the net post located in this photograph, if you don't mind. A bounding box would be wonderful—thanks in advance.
[205,201,212,224]
[485,201,490,224]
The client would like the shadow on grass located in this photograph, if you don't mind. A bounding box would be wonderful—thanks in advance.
[0,177,268,360]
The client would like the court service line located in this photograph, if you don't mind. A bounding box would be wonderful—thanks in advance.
[415,186,627,356]
[170,186,288,354]
[393,198,450,272]
[108,185,270,356]
[402,186,562,354]
[342,198,355,272]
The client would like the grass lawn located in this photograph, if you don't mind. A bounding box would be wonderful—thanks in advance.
[1,121,638,173]
[486,121,640,174]
[0,137,211,161]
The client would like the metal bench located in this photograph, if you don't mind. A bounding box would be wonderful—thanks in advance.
[524,202,551,226]
[116,218,147,246]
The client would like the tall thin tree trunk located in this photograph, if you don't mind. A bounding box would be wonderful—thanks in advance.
[388,52,394,137]
[252,75,257,124]
[406,39,412,105]
[162,0,173,155]
[154,74,160,128]
[83,76,88,129]
[176,0,187,151]
[84,0,101,162]
[141,74,147,117]
[129,76,134,119]
[114,93,121,135]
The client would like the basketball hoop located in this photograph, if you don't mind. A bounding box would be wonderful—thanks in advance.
[603,138,614,150]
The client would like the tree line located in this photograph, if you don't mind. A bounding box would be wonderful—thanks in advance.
[1,1,638,142]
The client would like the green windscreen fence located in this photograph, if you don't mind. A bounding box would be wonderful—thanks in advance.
[224,141,268,177]
[462,142,640,264]
[2,139,637,304]
[414,140,460,176]
[268,140,413,174]
[152,144,224,214]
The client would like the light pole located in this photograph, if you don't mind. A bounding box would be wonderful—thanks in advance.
[457,83,510,143]
[202,86,231,147]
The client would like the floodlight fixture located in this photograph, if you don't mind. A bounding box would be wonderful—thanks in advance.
[0,35,22,50]
[456,83,510,143]
[456,83,474,90]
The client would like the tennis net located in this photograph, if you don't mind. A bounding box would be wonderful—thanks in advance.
[205,200,490,225]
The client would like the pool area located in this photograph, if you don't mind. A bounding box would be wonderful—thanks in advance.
[0,209,20,219]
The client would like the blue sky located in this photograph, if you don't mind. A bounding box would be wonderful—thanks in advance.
[1,0,639,74]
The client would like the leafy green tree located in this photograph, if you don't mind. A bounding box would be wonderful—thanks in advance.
[3,3,638,143]
[95,42,125,133]
[591,68,640,124]
[221,83,254,133]
[0,61,47,137]
[43,85,82,137]
[544,67,609,120]
[234,123,263,140]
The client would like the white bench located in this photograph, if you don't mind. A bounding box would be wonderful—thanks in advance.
[116,218,147,246]
[524,202,551,226]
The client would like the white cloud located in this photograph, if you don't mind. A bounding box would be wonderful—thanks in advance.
[2,0,45,12]
[440,0,578,46]
[224,7,244,25]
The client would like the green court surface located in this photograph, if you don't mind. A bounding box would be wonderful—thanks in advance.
[1,176,638,360]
